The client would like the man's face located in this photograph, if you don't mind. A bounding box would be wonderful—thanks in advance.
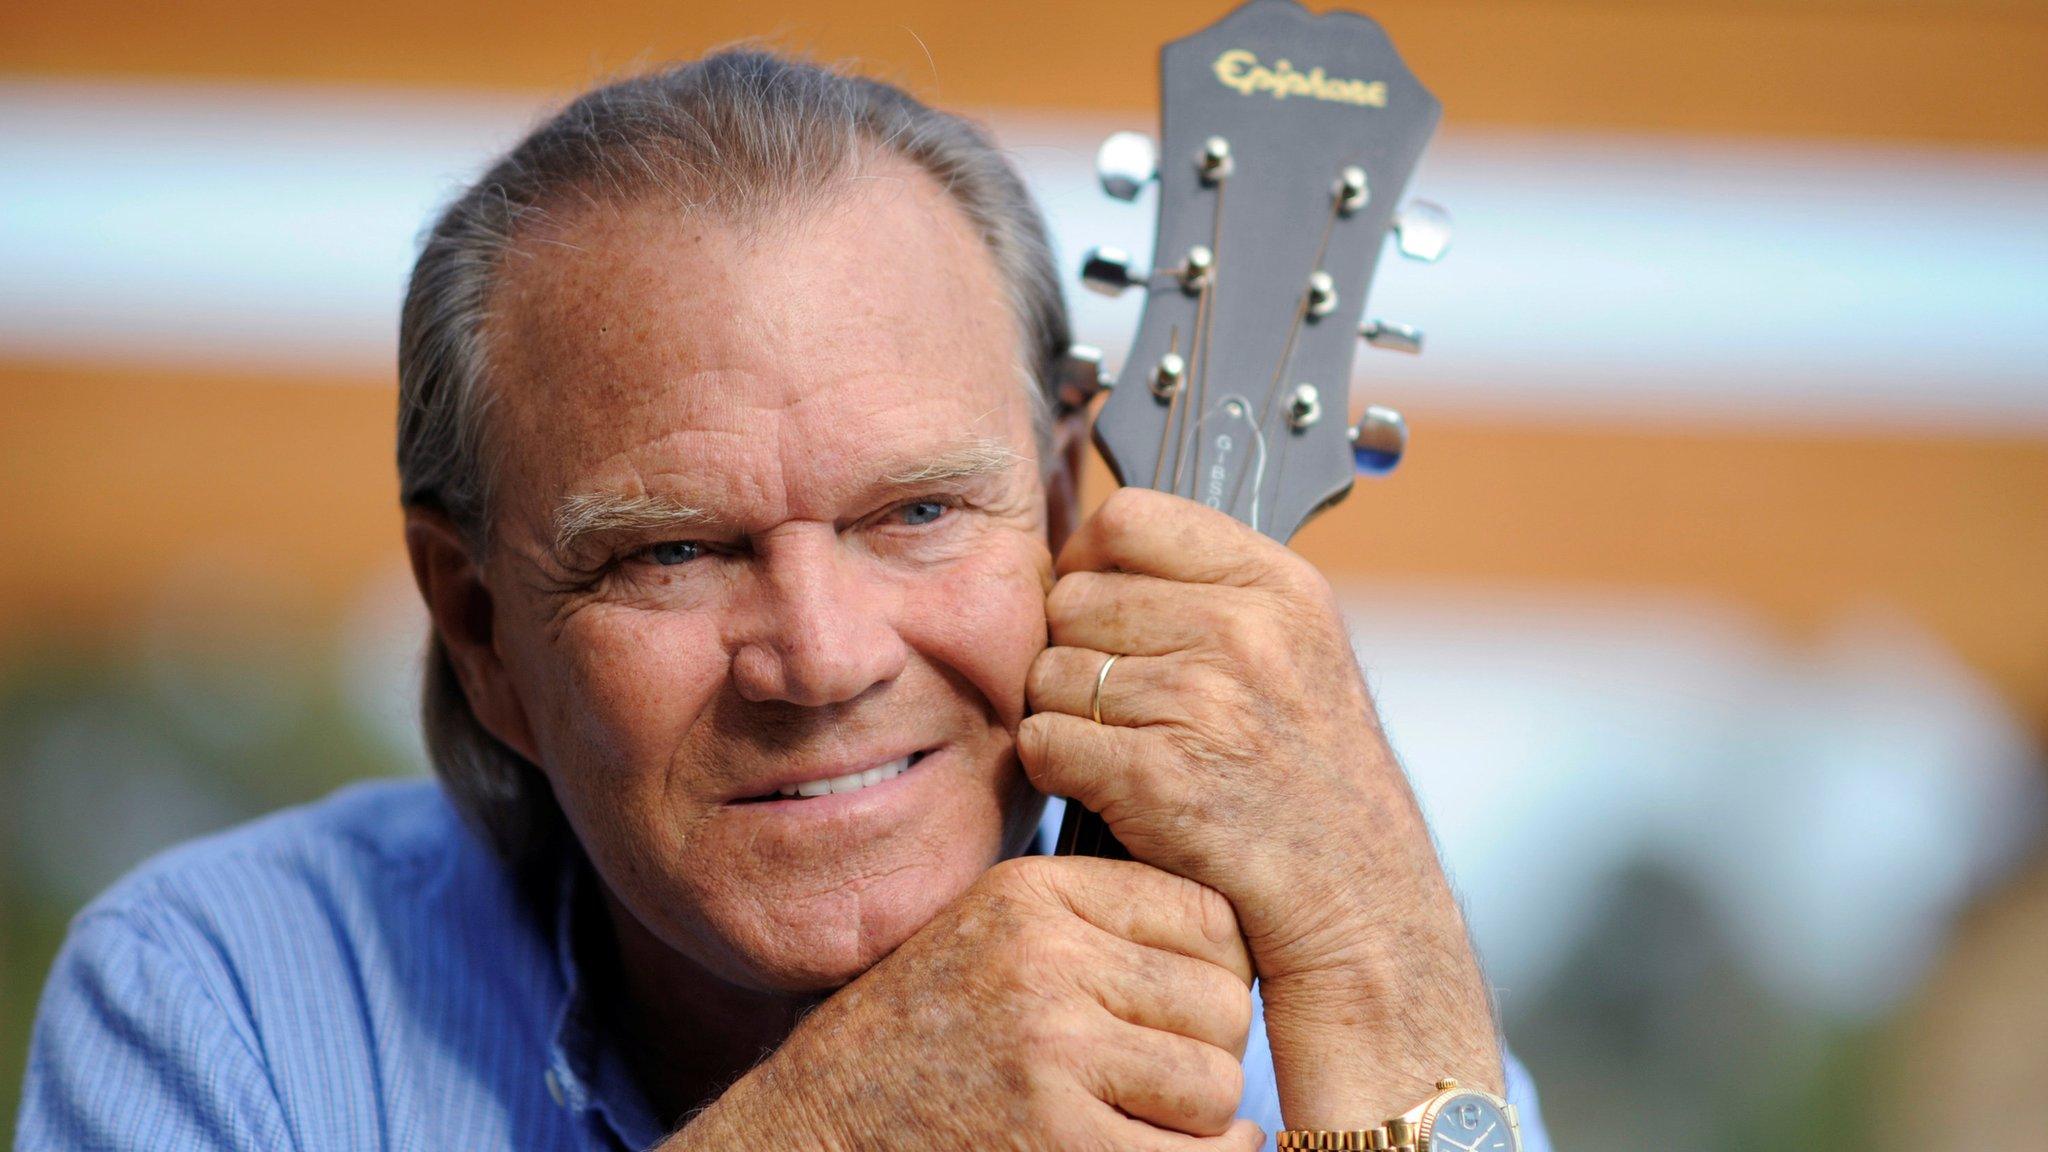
[476,159,1057,993]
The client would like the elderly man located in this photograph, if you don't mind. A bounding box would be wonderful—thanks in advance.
[20,53,1550,1152]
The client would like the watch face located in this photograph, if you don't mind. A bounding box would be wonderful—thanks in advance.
[1423,1091,1513,1152]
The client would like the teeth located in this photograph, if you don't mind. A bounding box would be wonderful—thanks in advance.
[773,755,913,800]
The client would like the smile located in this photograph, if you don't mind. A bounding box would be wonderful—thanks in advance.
[744,750,929,802]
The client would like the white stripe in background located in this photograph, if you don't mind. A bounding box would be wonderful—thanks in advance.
[3,80,2046,431]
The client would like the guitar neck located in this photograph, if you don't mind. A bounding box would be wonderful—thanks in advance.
[1052,0,1441,863]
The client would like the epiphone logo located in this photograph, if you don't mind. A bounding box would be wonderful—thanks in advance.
[1212,48,1387,108]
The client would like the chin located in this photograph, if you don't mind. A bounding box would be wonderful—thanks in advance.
[701,851,992,992]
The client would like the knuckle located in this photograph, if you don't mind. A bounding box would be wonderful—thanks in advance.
[1198,1046,1246,1118]
[1219,978,1255,1045]
[1015,714,1062,775]
[984,854,1058,902]
[1025,648,1064,706]
[1216,612,1281,664]
[1096,486,1150,531]
[1183,879,1241,949]
[1046,570,1095,621]
[1265,548,1325,595]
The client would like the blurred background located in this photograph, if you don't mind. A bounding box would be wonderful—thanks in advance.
[3,2,2045,1148]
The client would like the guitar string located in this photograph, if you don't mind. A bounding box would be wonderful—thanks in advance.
[1147,324,1182,491]
[1169,264,1210,497]
[1084,168,1228,860]
[1172,174,1229,499]
[1227,189,1342,522]
[1074,172,1322,861]
[1232,199,1337,516]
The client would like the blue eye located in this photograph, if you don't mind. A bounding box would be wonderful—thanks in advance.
[901,501,946,526]
[647,541,701,565]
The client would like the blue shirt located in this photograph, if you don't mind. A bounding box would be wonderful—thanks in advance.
[17,780,1552,1151]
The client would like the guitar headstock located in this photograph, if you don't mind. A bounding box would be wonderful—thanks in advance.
[1065,0,1446,543]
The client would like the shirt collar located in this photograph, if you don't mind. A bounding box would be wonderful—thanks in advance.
[547,856,667,1152]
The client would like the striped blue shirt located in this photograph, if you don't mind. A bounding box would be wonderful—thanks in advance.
[17,780,1551,1150]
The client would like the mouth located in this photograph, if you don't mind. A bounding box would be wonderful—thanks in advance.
[732,749,932,804]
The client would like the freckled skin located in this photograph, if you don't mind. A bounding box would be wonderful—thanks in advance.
[476,164,1052,998]
[410,141,1492,1149]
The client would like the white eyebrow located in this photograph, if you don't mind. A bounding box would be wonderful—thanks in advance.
[550,437,1027,556]
[551,491,714,556]
[882,437,1026,486]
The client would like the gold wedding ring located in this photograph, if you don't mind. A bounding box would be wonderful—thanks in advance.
[1090,653,1122,725]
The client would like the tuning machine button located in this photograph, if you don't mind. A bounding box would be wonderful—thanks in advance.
[1360,319,1423,355]
[1080,246,1148,296]
[1151,353,1186,398]
[1198,136,1234,183]
[1287,384,1323,428]
[1180,245,1214,292]
[1335,166,1370,215]
[1392,200,1452,262]
[1057,344,1108,410]
[1349,406,1408,475]
[1096,131,1159,201]
[1306,271,1337,319]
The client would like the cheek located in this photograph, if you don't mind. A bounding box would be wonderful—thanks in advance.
[515,605,727,791]
[903,541,1051,728]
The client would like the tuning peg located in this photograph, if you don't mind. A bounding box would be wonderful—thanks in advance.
[1392,200,1452,262]
[1080,246,1148,296]
[1335,166,1370,215]
[1198,136,1234,183]
[1096,131,1158,201]
[1361,320,1423,355]
[1056,344,1108,410]
[1287,384,1323,428]
[1350,406,1408,475]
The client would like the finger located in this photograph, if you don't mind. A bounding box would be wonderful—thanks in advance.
[1115,1117,1266,1152]
[1058,1093,1264,1152]
[1072,930,1255,1057]
[1045,569,1240,657]
[1057,487,1298,589]
[1010,856,1253,986]
[1080,1016,1246,1138]
[1028,646,1188,728]
[1016,710,1162,830]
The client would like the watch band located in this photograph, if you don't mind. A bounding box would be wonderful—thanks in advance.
[1277,1078,1519,1152]
[1277,1127,1410,1150]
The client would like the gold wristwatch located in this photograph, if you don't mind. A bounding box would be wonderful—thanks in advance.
[1277,1079,1520,1151]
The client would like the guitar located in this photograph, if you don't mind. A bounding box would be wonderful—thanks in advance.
[1052,0,1449,860]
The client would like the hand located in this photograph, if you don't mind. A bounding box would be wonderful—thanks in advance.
[1015,487,1500,1123]
[668,855,1266,1152]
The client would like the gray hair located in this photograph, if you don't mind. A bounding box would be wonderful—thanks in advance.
[396,51,1072,865]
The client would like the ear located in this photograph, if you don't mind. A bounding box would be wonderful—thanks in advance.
[403,506,541,765]
[1042,409,1090,555]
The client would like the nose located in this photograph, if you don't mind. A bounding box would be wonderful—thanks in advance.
[728,524,911,707]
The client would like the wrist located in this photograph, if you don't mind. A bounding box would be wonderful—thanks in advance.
[667,1045,853,1152]
[1257,931,1501,1128]
[1239,836,1453,986]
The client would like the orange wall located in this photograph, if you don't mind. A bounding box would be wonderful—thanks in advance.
[2,1,2046,147]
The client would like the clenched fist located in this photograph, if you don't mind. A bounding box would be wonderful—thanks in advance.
[1016,487,1502,1126]
[669,855,1266,1152]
